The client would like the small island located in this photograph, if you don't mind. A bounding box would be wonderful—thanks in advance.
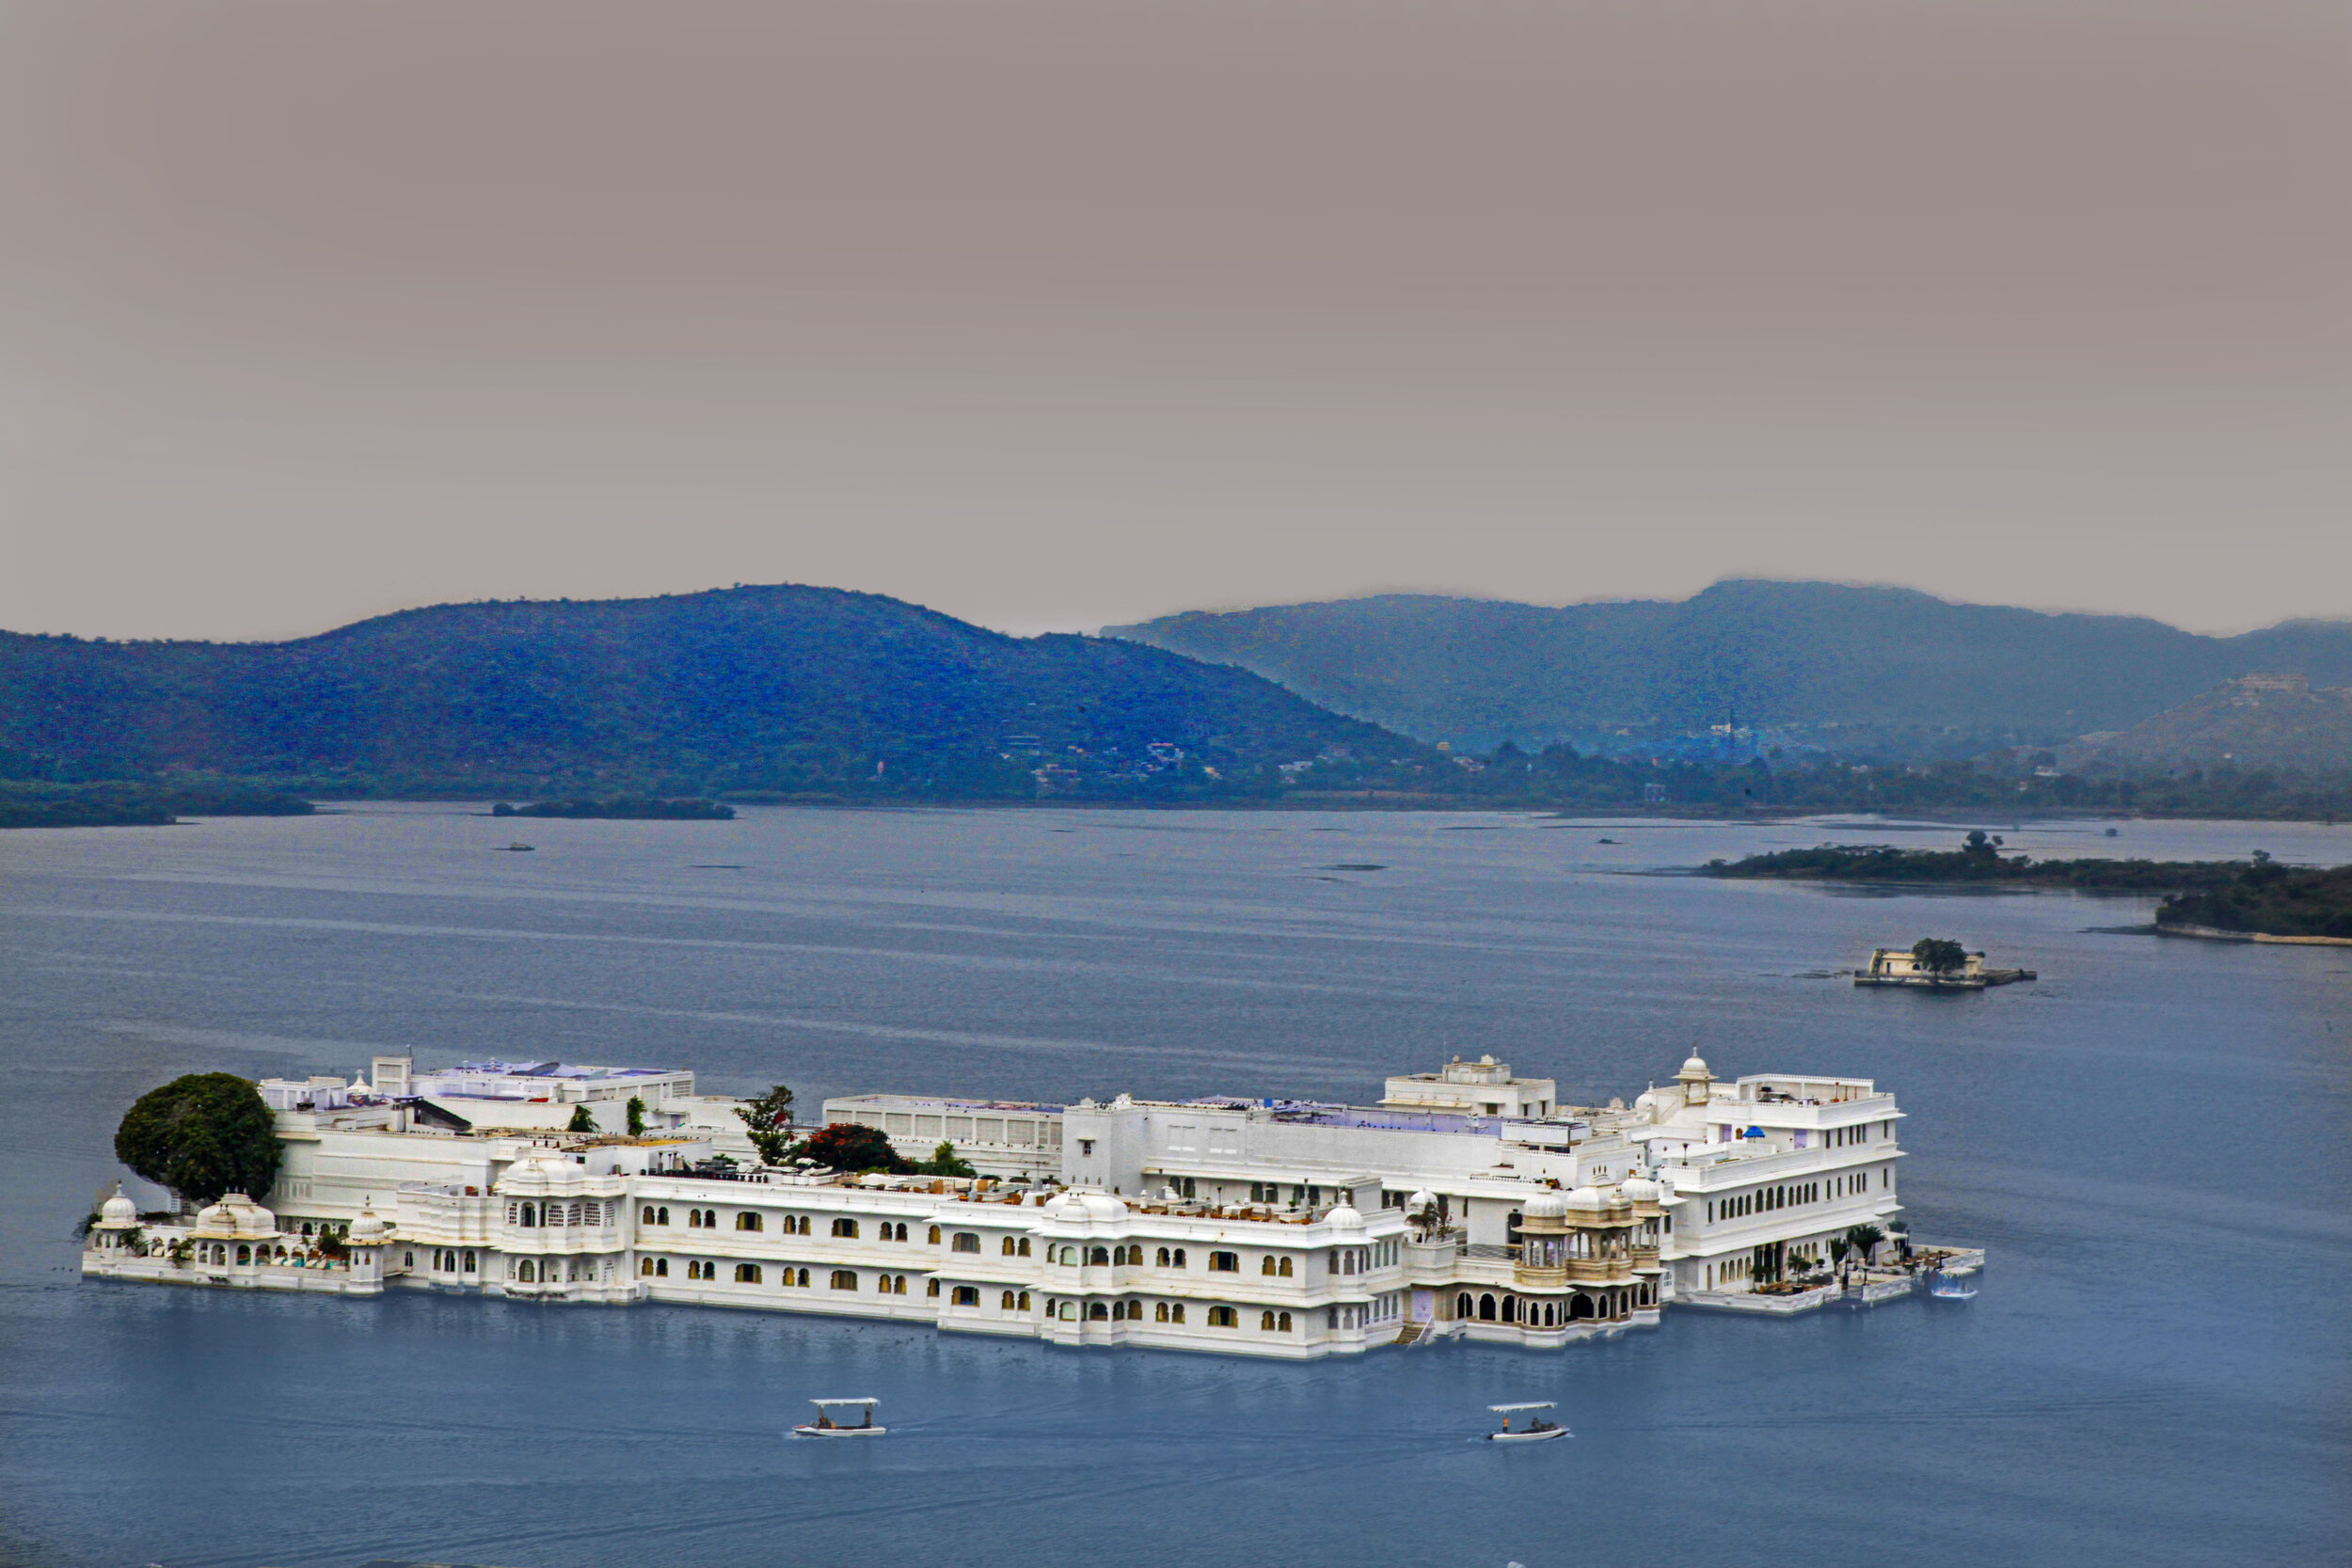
[492,798,736,821]
[1701,832,2352,943]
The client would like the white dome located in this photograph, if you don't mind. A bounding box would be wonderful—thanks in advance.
[348,1208,389,1241]
[1405,1189,1438,1214]
[1041,1190,1086,1218]
[1620,1174,1662,1202]
[347,1077,372,1099]
[1521,1190,1569,1218]
[1324,1202,1364,1229]
[1679,1054,1710,1078]
[1564,1184,1608,1212]
[100,1187,138,1227]
[1631,1090,1656,1110]
[194,1199,234,1235]
[1080,1191,1128,1221]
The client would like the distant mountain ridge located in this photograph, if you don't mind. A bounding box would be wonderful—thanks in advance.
[0,585,1409,796]
[1104,580,2352,753]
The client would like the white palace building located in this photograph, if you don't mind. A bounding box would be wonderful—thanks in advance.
[84,1052,1958,1357]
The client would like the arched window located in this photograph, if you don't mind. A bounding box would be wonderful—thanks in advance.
[1278,1311,1293,1332]
[1502,1296,1518,1323]
[1154,1301,1169,1322]
[831,1270,858,1291]
[1003,1290,1018,1310]
[1207,1306,1237,1327]
[517,1260,536,1283]
[954,1232,980,1254]
[642,1206,657,1226]
[952,1286,980,1306]
[1017,1291,1030,1310]
[1088,1301,1110,1320]
[1057,1300,1076,1321]
[657,1207,670,1226]
[795,1268,809,1287]
[1456,1292,1471,1318]
[520,1203,537,1227]
[1262,1256,1277,1275]
[1171,1247,1185,1267]
[641,1259,655,1276]
[1479,1293,1497,1322]
[1156,1246,1171,1266]
[1017,1237,1031,1257]
[1208,1251,1237,1273]
[736,1212,762,1232]
[1002,1236,1017,1256]
[1168,1303,1184,1323]
[1112,1301,1128,1321]
[686,1209,700,1227]
[735,1263,762,1284]
[1261,1309,1277,1330]
[833,1218,858,1238]
[1089,1245,1110,1266]
[236,1244,251,1265]
[928,1225,942,1244]
[463,1250,476,1272]
[301,1222,314,1237]
[1278,1258,1293,1278]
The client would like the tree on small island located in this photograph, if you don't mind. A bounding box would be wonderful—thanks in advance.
[734,1083,797,1164]
[1911,938,1969,975]
[566,1104,598,1133]
[790,1122,911,1175]
[114,1072,282,1207]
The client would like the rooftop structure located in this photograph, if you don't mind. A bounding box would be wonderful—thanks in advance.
[1381,1055,1556,1120]
[87,1052,1965,1358]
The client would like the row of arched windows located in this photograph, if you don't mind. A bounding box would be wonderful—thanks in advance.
[510,1201,606,1228]
[431,1249,478,1274]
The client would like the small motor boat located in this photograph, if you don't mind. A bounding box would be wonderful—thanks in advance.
[1486,1402,1567,1442]
[1928,1272,1977,1301]
[793,1398,887,1437]
[495,842,536,852]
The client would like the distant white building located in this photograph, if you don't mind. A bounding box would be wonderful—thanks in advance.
[86,1050,1947,1357]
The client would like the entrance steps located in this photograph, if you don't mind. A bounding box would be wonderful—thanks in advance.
[1393,1323,1428,1346]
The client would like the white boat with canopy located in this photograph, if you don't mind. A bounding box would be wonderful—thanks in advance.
[792,1398,887,1437]
[1486,1402,1566,1442]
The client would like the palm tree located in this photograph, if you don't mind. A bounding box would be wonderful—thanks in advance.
[1828,1236,1850,1288]
[1844,1224,1885,1273]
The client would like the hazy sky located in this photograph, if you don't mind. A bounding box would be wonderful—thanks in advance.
[2,0,2344,643]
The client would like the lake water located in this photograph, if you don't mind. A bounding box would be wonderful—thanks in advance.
[2,805,2347,1568]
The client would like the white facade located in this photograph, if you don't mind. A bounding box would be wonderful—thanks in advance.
[86,1052,1931,1356]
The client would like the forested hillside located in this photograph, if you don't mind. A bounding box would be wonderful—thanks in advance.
[0,585,1412,800]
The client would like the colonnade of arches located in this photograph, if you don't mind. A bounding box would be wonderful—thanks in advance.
[1454,1280,1657,1328]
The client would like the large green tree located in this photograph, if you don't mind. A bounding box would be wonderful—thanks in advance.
[114,1073,282,1206]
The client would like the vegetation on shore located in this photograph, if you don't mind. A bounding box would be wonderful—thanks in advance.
[494,798,736,820]
[1699,832,2254,893]
[0,780,314,830]
[1702,833,2352,940]
[2157,860,2352,939]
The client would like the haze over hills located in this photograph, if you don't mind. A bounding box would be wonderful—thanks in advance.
[0,585,1410,798]
[1106,580,2352,755]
